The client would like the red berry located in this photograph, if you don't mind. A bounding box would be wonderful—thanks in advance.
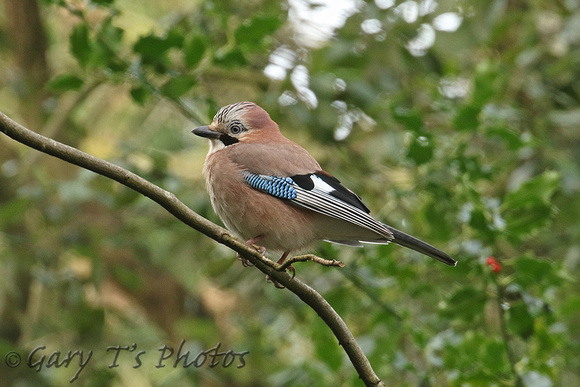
[486,256,501,273]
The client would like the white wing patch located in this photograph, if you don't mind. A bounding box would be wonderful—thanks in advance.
[310,174,335,194]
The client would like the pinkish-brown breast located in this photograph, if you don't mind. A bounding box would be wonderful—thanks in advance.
[203,144,320,252]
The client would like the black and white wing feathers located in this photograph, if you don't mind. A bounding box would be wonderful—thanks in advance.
[242,171,393,241]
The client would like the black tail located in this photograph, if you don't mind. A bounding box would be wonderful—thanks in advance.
[383,225,457,266]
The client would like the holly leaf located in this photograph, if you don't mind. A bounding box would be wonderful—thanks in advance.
[502,171,559,240]
[47,74,84,92]
[70,23,92,67]
[160,76,197,99]
[184,35,206,68]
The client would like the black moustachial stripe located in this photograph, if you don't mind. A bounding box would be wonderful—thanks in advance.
[220,134,239,146]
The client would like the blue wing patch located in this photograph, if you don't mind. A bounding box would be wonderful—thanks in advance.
[242,171,297,200]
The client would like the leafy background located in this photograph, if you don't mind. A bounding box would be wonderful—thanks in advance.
[0,0,579,386]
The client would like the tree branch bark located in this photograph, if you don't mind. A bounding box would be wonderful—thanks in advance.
[0,111,385,387]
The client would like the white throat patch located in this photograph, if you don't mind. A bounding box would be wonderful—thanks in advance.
[208,138,226,154]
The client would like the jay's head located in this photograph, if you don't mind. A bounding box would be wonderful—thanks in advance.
[192,102,282,152]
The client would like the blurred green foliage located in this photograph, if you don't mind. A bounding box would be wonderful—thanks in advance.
[1,0,579,386]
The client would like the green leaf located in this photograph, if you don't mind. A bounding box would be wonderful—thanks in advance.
[184,35,206,68]
[502,171,559,239]
[91,0,114,6]
[160,76,197,99]
[454,153,493,179]
[513,256,559,288]
[533,318,557,355]
[213,48,248,68]
[504,204,552,239]
[453,105,480,131]
[70,22,92,67]
[391,107,423,132]
[468,206,497,241]
[47,74,84,92]
[440,287,487,323]
[481,341,507,372]
[98,16,124,52]
[423,199,453,239]
[130,84,151,106]
[133,31,183,64]
[503,171,560,209]
[472,62,500,107]
[234,15,281,48]
[90,17,125,71]
[485,125,523,150]
[134,35,168,58]
[407,134,433,165]
[507,301,535,339]
[561,295,580,318]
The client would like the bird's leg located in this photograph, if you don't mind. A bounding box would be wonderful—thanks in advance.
[277,251,295,278]
[237,235,266,267]
[266,251,295,289]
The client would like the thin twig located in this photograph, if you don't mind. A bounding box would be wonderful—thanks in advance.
[274,254,344,271]
[0,111,385,387]
[494,273,523,387]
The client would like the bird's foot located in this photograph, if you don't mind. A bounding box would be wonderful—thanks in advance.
[266,252,294,288]
[277,253,295,278]
[266,276,286,289]
[237,254,254,267]
[237,236,266,267]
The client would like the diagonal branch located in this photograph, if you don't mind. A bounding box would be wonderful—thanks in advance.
[0,111,385,387]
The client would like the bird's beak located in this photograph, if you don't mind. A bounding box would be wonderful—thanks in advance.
[192,125,221,139]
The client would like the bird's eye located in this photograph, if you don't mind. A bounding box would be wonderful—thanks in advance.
[230,123,244,135]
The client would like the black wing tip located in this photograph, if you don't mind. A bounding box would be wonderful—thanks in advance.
[418,248,457,266]
[437,254,458,267]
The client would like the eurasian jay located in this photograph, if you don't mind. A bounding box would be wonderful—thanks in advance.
[192,102,456,276]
